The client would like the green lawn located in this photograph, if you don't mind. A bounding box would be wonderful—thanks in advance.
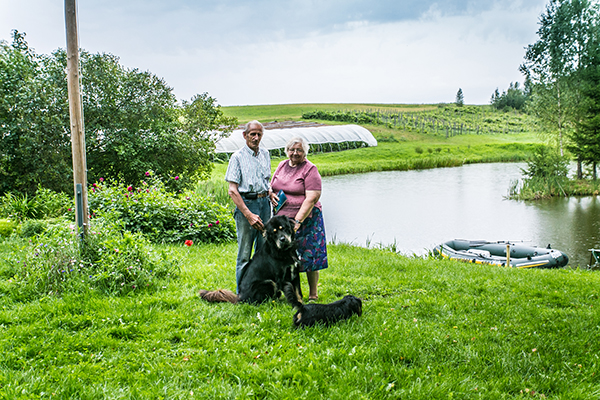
[1,242,598,398]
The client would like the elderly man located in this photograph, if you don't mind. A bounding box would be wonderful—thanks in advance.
[225,120,272,293]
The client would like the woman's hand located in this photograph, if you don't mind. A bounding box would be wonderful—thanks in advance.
[269,191,279,208]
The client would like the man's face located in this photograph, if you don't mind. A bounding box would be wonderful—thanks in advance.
[244,124,263,152]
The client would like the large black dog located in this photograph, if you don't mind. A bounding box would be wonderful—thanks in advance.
[283,283,362,328]
[200,215,301,305]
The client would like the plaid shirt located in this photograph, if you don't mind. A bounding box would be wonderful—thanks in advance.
[225,145,271,194]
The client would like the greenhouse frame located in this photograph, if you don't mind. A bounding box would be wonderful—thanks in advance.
[215,124,377,157]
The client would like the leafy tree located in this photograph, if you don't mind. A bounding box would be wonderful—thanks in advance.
[569,33,600,179]
[520,0,600,156]
[455,88,464,107]
[0,31,73,195]
[0,31,237,195]
[490,82,528,110]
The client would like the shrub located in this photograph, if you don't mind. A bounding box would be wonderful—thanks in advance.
[0,186,72,222]
[0,219,16,237]
[19,219,49,237]
[415,146,424,154]
[0,218,179,299]
[88,175,235,244]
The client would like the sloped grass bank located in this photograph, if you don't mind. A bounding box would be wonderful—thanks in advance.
[0,242,598,399]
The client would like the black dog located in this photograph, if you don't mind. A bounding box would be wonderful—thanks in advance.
[283,283,362,328]
[200,215,301,305]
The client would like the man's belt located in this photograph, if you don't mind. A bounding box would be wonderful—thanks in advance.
[240,192,268,200]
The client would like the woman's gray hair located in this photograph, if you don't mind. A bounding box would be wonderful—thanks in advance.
[285,137,309,154]
[243,120,264,134]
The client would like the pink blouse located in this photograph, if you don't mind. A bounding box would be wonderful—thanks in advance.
[271,159,322,219]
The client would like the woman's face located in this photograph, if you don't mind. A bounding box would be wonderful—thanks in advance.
[287,142,306,165]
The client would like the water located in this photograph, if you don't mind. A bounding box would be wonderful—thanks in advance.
[320,163,600,267]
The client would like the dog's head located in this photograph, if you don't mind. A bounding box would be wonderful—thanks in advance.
[263,215,295,250]
[343,296,363,317]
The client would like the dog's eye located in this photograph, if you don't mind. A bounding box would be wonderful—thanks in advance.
[278,226,282,230]
[273,228,277,232]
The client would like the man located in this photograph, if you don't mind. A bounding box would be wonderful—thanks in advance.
[225,120,272,293]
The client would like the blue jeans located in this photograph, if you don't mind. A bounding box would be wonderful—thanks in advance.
[234,197,271,293]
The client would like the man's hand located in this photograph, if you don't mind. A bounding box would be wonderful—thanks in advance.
[246,212,265,231]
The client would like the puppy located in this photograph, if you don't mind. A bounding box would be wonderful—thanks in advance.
[199,215,301,305]
[283,283,362,328]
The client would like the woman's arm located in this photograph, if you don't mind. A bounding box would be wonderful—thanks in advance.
[294,190,321,230]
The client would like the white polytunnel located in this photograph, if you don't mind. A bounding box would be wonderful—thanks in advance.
[214,124,377,153]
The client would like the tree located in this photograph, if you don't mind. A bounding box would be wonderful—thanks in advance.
[491,82,528,110]
[569,33,600,179]
[520,0,600,157]
[0,31,237,195]
[0,31,72,195]
[455,88,464,107]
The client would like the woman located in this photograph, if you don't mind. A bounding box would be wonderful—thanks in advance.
[270,137,328,301]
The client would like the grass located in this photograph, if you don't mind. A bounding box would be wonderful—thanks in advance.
[3,103,595,398]
[1,240,599,398]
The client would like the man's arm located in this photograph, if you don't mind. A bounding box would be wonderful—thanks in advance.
[228,181,265,231]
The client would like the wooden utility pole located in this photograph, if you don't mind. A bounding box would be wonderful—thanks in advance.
[65,0,89,238]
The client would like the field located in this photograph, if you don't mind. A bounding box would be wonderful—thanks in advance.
[1,242,599,399]
[4,104,599,399]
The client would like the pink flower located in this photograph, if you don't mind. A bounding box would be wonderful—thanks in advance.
[145,171,150,176]
[208,223,213,228]
[99,177,104,182]
[127,185,133,191]
[185,240,193,247]
[215,220,220,225]
[174,176,180,180]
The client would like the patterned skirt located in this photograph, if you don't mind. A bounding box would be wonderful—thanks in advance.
[296,207,328,272]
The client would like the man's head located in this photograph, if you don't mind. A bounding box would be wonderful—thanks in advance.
[243,120,264,153]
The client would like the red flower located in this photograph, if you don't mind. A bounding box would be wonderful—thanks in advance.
[185,240,193,247]
[215,220,220,225]
[127,185,133,191]
[208,223,213,228]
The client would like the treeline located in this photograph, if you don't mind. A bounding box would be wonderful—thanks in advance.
[302,105,533,137]
[0,30,237,196]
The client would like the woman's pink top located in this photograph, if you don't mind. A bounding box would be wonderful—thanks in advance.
[271,159,322,219]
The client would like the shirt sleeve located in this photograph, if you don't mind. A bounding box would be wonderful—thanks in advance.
[224,154,241,184]
[304,164,322,191]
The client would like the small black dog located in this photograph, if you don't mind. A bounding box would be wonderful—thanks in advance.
[283,283,362,328]
[200,215,301,304]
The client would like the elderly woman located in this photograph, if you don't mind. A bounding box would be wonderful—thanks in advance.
[270,137,328,301]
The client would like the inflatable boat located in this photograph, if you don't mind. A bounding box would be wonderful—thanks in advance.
[433,239,569,269]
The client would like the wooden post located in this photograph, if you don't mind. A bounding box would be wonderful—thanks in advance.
[506,244,511,267]
[65,0,89,238]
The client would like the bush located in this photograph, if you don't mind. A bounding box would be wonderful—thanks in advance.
[415,146,424,154]
[0,218,179,299]
[0,186,72,222]
[88,175,236,244]
[0,219,16,237]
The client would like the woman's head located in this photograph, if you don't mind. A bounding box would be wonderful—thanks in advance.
[285,137,309,166]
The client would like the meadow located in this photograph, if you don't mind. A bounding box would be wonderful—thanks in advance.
[2,104,599,399]
[1,241,599,399]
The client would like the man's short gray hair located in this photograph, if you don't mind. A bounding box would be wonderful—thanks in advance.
[285,137,309,154]
[243,120,264,133]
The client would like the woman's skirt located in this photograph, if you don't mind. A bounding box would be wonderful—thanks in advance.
[295,207,328,272]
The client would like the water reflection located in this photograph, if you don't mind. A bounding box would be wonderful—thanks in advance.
[320,163,600,267]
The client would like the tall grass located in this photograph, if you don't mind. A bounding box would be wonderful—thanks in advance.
[0,241,598,398]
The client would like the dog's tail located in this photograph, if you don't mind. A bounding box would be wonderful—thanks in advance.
[283,283,304,310]
[199,289,238,304]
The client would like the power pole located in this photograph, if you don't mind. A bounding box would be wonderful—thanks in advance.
[65,0,89,239]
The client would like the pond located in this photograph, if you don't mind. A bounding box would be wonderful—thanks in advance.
[320,162,600,268]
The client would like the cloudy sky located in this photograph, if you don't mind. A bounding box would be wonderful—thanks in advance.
[2,0,548,106]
